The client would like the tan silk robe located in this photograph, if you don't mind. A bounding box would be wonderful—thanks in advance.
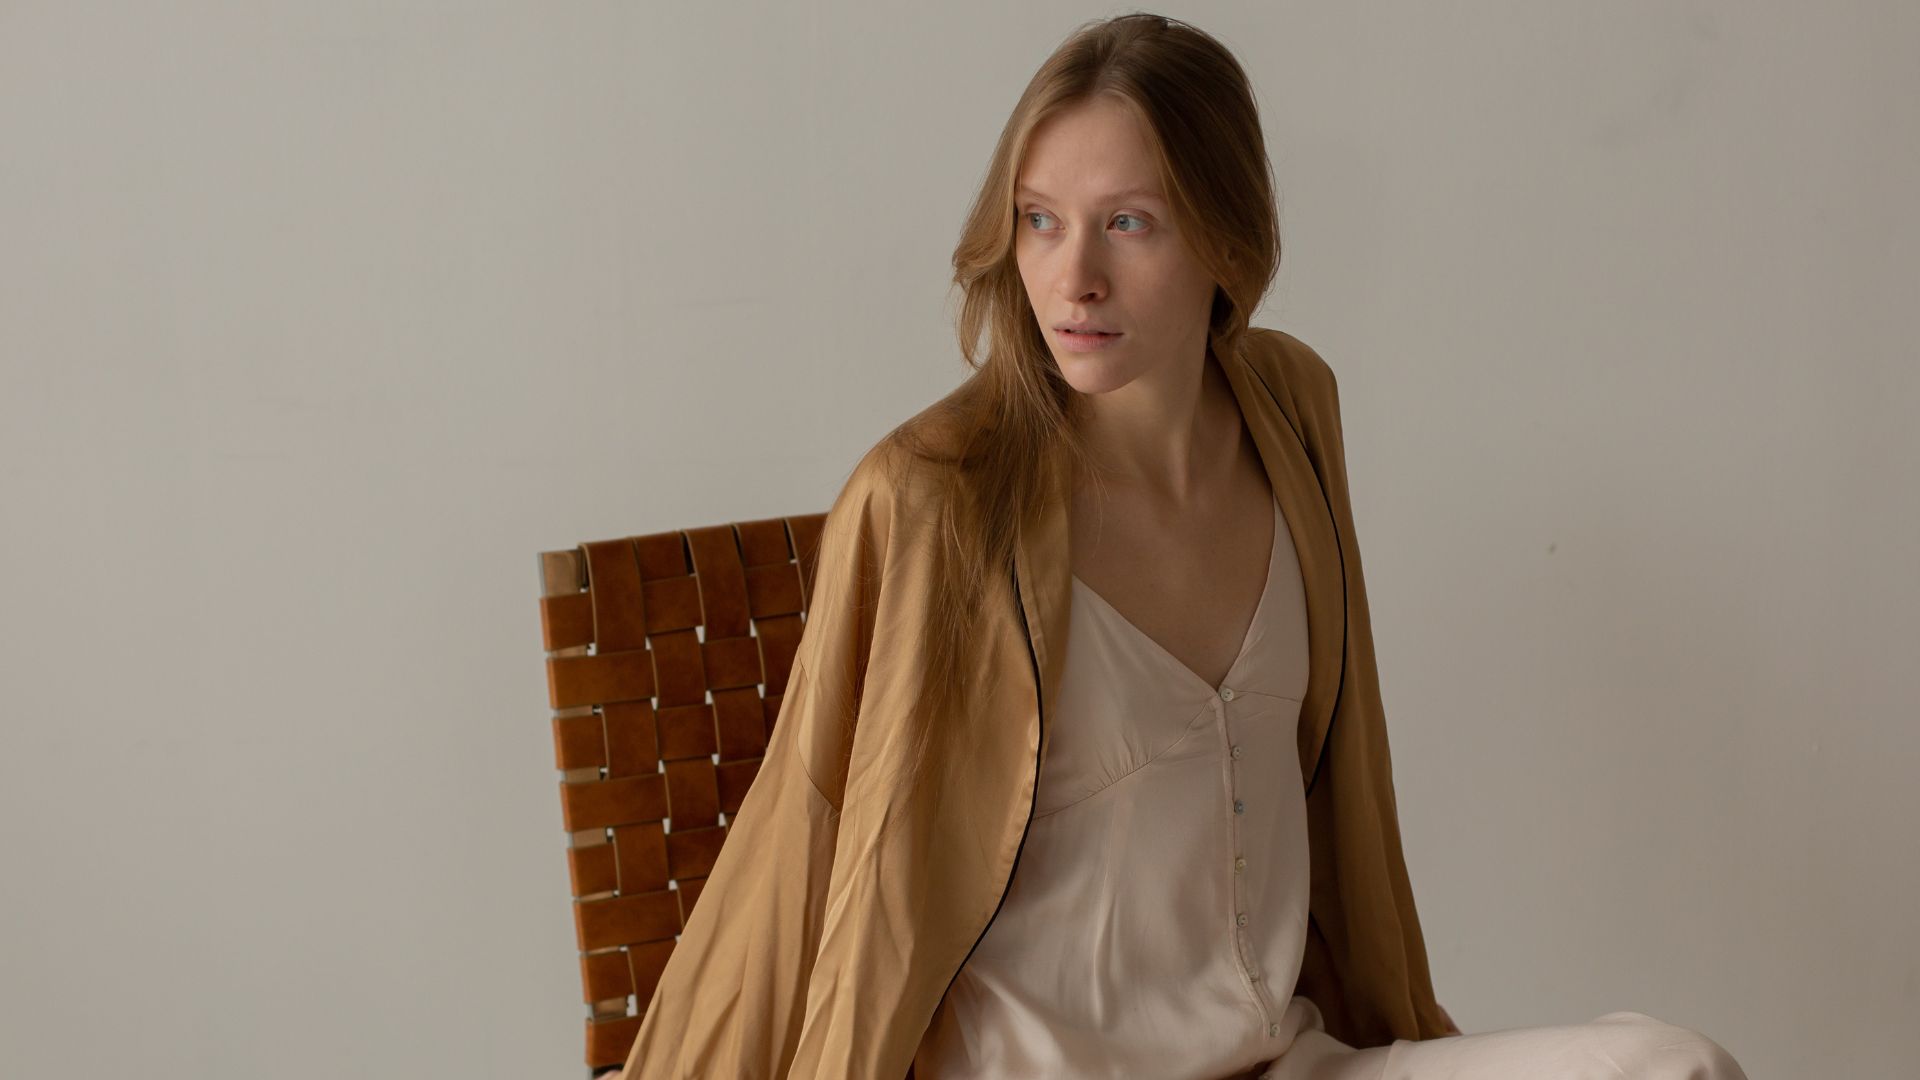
[615,326,1452,1079]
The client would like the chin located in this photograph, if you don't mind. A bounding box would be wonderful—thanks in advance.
[1057,356,1142,397]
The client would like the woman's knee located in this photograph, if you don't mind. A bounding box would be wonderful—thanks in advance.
[1591,1011,1748,1080]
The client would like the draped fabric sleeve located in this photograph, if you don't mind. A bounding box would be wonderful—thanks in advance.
[614,442,901,1079]
[1281,338,1454,1049]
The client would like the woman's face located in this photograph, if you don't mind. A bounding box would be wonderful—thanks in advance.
[1013,97,1219,397]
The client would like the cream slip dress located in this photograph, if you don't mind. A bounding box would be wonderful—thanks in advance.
[914,494,1321,1080]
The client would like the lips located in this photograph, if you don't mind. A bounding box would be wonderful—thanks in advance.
[1055,319,1119,334]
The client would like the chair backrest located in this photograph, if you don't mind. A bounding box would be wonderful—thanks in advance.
[537,510,828,1075]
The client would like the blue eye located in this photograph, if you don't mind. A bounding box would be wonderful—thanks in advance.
[1021,210,1148,233]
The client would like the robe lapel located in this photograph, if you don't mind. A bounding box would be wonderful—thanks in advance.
[1219,338,1347,796]
[1012,333,1348,794]
[1011,438,1072,771]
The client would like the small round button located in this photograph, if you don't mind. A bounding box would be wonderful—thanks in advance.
[1231,745,1245,759]
[1220,686,1235,700]
[1234,799,1245,814]
[1249,972,1261,983]
[1269,1023,1281,1037]
[1236,912,1249,927]
[1234,857,1247,872]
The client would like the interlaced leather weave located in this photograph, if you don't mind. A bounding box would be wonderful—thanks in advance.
[537,510,828,1073]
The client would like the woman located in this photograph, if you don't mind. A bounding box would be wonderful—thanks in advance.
[616,14,1748,1080]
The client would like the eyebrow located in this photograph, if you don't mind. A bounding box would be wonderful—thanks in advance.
[1014,184,1166,204]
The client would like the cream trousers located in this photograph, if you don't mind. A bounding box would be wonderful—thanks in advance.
[1262,1009,1749,1080]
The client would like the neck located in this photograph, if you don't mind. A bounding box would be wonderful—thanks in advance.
[1075,343,1241,506]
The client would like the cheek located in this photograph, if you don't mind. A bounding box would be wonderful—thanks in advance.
[1013,240,1037,277]
[1014,254,1044,302]
[1134,258,1213,310]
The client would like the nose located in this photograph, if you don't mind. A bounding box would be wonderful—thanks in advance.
[1054,237,1109,306]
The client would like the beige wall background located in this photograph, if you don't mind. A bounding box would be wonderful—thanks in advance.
[3,3,1913,1077]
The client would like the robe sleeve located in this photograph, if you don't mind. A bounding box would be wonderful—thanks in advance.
[613,442,900,1079]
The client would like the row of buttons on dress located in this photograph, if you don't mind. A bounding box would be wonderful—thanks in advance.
[1220,683,1284,1040]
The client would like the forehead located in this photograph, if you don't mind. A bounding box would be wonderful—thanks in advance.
[1015,99,1165,204]
[1014,181,1165,204]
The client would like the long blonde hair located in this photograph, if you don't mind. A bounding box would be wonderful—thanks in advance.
[874,11,1282,793]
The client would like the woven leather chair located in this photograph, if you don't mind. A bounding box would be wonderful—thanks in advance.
[537,510,829,1075]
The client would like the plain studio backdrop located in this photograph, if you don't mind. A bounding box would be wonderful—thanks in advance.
[2,3,1914,1077]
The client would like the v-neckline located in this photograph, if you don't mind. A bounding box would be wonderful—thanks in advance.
[1069,496,1282,697]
